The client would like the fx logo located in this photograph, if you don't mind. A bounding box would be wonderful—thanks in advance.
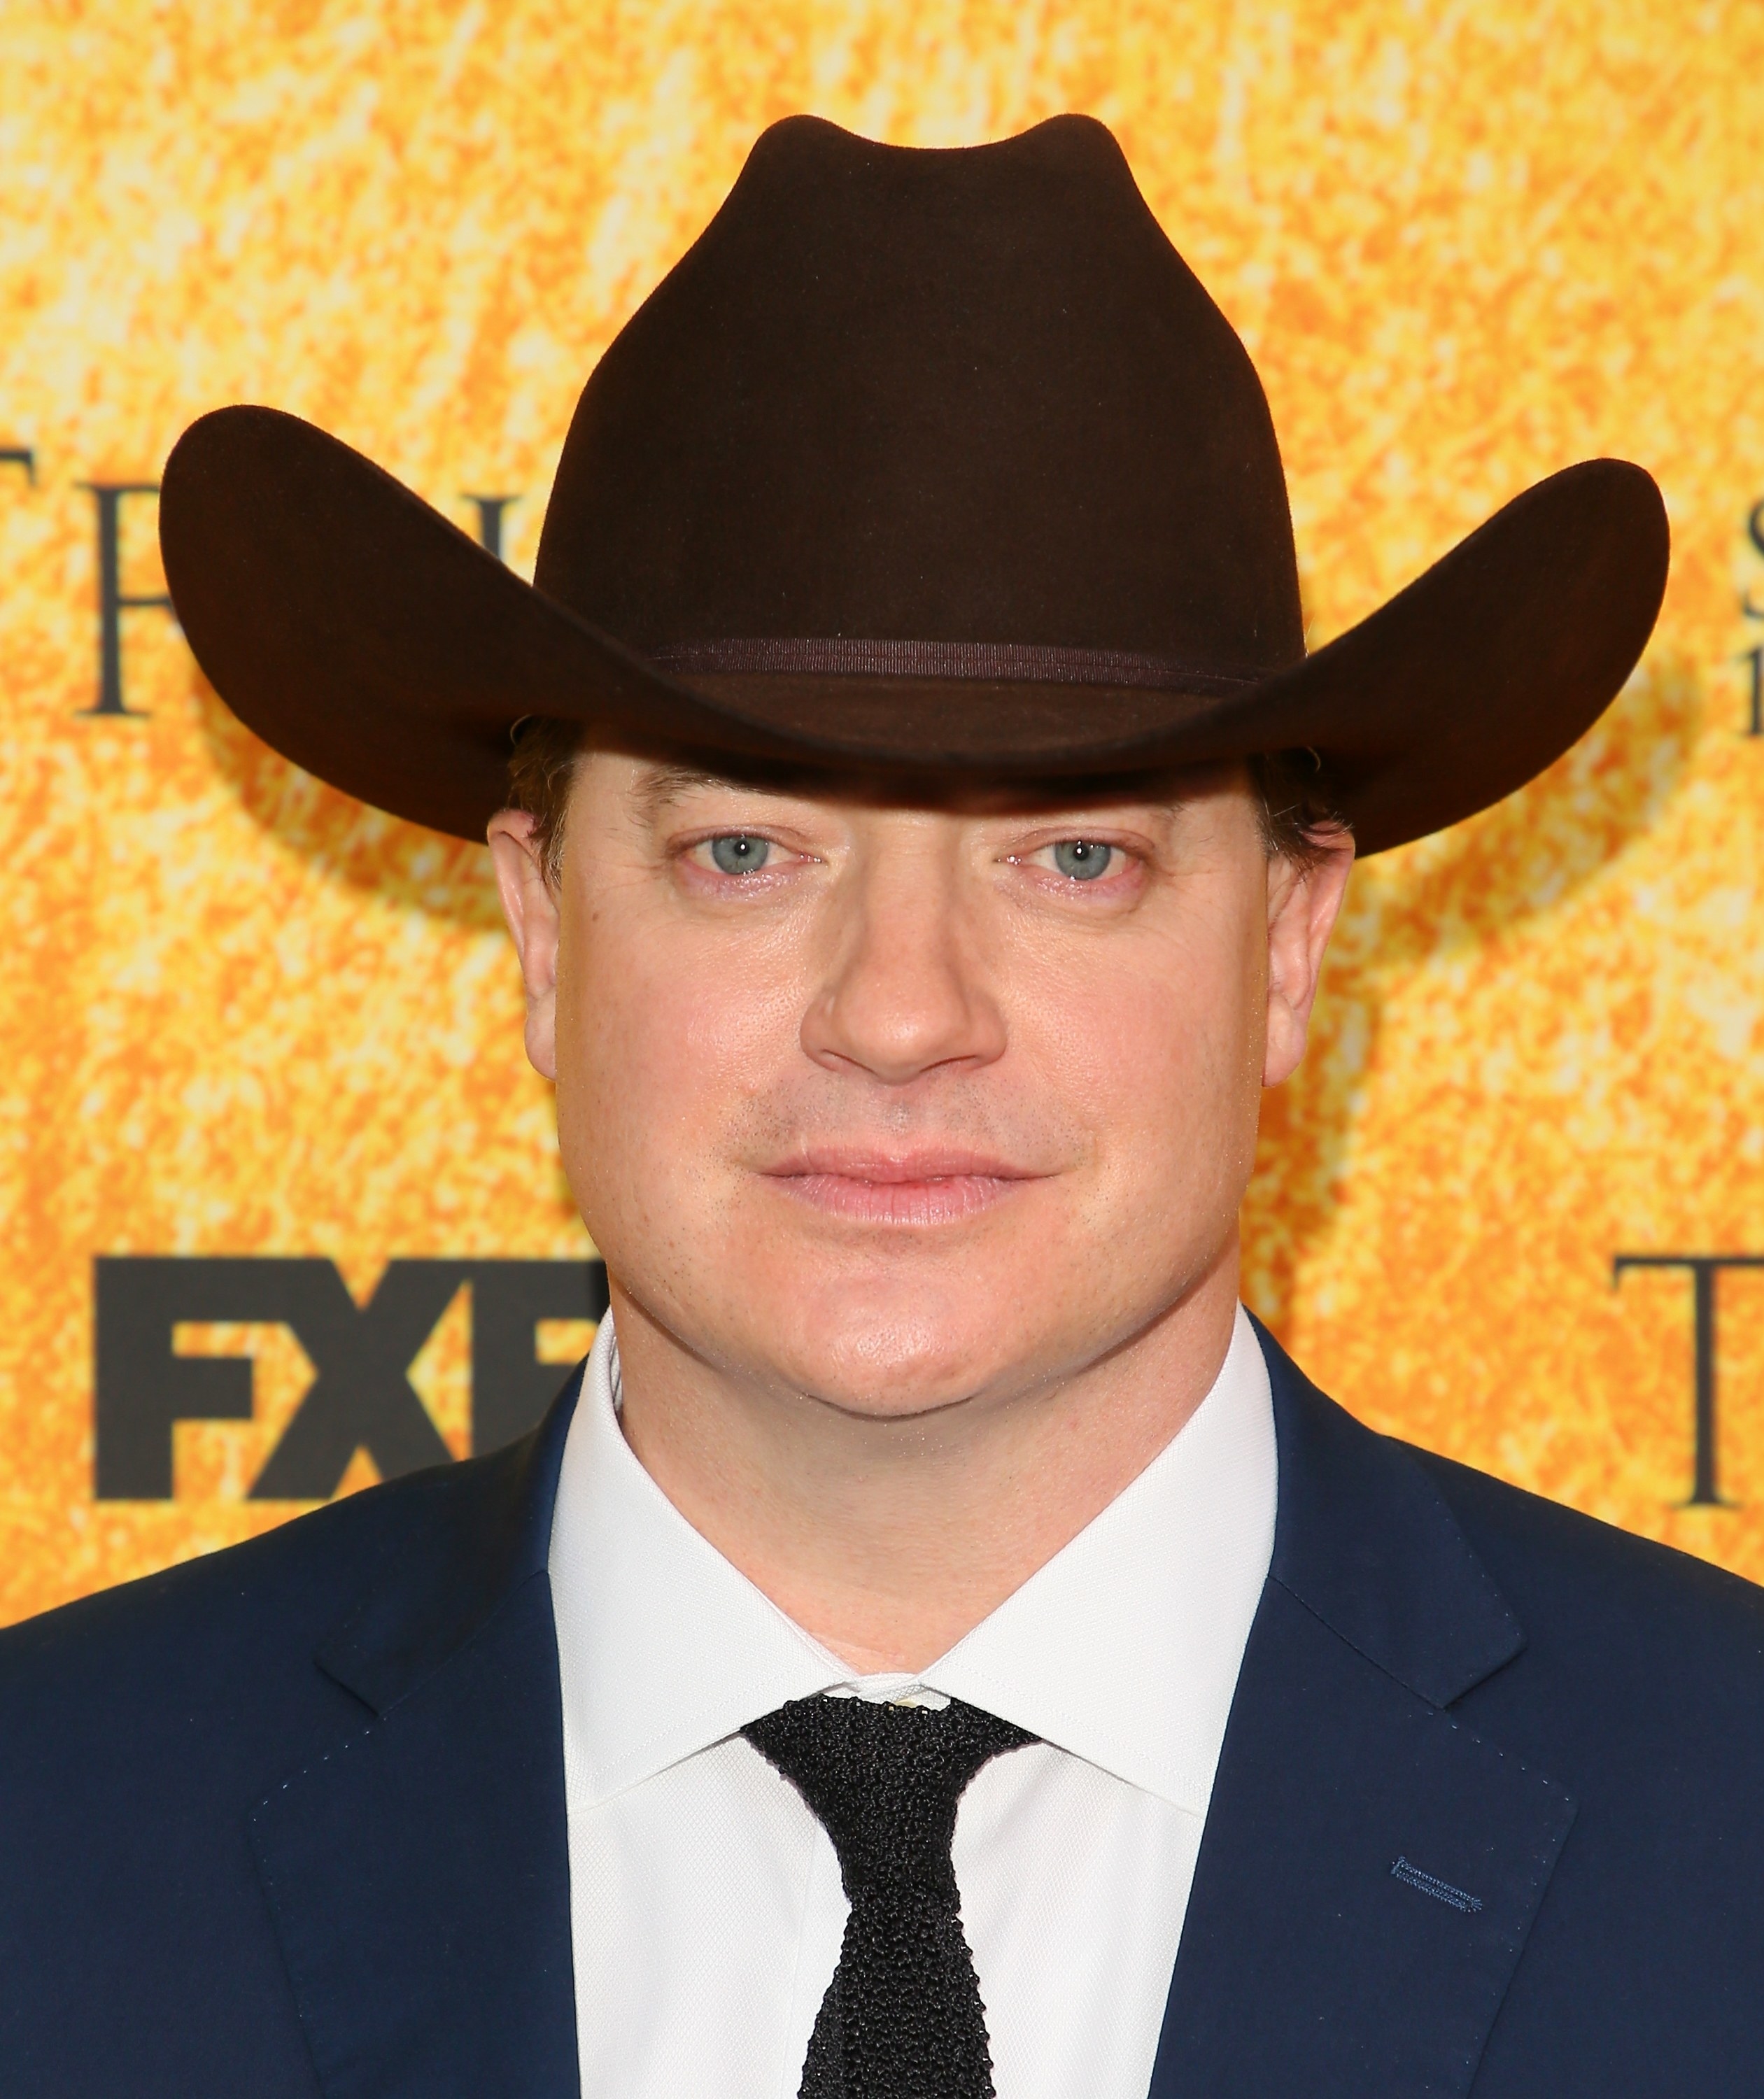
[94,1255,608,1501]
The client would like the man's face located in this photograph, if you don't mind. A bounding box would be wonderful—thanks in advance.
[492,754,1350,1421]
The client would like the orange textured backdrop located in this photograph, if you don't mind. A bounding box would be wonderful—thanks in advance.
[5,1,1764,1621]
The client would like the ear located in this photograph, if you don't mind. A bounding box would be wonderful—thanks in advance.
[488,809,561,1082]
[1263,833,1355,1089]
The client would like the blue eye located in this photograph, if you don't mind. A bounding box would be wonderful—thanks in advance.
[709,834,772,875]
[1052,840,1114,880]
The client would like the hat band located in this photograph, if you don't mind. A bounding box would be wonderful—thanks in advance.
[649,637,1260,694]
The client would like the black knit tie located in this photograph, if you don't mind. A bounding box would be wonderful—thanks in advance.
[742,1693,1036,2099]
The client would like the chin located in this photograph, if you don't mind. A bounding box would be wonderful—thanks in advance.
[742,1269,1064,1415]
[781,1343,1017,1418]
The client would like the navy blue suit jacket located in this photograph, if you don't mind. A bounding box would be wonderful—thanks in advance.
[3,1325,1762,2096]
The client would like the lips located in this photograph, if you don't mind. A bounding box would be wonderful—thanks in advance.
[761,1147,1043,1225]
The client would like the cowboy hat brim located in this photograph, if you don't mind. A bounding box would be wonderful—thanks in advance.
[159,404,1668,856]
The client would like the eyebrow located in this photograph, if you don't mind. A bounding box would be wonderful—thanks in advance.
[630,763,735,825]
[630,759,842,826]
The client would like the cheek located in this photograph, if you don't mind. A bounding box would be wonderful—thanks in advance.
[1019,912,1263,1201]
[556,900,805,1200]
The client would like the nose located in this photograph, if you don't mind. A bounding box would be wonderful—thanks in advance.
[800,828,1007,1086]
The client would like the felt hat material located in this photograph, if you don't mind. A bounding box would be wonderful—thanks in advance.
[159,114,1669,854]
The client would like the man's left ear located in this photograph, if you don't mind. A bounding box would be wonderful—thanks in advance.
[1263,835,1355,1088]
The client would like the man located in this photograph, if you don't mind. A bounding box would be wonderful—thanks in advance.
[2,113,1759,2099]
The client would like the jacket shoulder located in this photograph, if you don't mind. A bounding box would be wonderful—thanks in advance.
[1404,1439,1764,1772]
[0,1439,525,1718]
[0,1410,567,2097]
[1410,1438,1764,1653]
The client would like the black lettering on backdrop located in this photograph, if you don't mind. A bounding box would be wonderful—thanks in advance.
[463,493,518,560]
[1740,500,1764,735]
[79,482,173,717]
[1,447,34,485]
[1612,1252,1764,1506]
[1740,646,1764,739]
[1746,498,1764,598]
[94,1255,609,1500]
[467,1258,606,1453]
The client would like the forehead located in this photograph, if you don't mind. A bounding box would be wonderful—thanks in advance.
[581,752,1250,823]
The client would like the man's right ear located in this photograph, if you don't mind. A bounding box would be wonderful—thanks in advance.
[487,809,560,1082]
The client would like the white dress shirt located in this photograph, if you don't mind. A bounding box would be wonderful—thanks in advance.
[548,1306,1276,2099]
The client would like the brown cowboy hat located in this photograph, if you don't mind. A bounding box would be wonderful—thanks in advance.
[159,114,1667,856]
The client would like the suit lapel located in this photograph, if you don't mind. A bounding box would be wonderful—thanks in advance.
[251,1371,585,2099]
[1149,1329,1576,2098]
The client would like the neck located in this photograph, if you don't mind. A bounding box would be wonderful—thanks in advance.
[607,1248,1241,1674]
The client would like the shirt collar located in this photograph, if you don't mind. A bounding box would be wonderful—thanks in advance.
[922,1304,1276,1811]
[549,1306,1276,1816]
[548,1318,850,1804]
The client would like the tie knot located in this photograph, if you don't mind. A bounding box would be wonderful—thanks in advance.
[744,1695,1035,1897]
